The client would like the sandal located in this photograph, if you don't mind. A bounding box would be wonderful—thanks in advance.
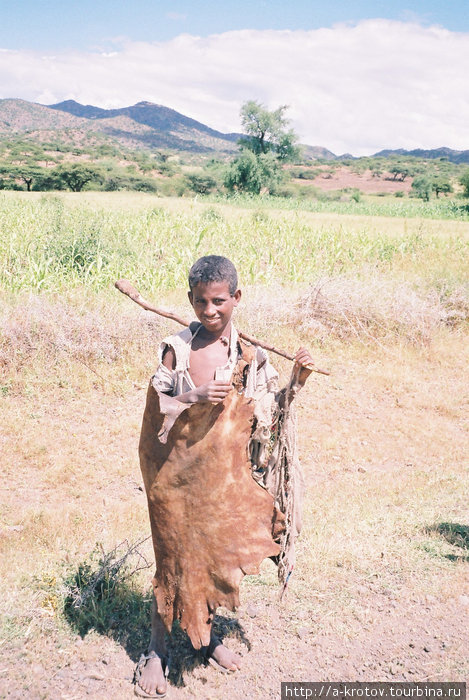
[133,651,169,698]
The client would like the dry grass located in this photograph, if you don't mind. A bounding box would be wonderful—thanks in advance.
[297,275,468,344]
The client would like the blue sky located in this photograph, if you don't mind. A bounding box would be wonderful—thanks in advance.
[1,0,467,50]
[1,2,468,154]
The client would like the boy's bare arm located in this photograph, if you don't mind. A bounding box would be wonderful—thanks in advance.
[161,346,231,404]
[278,347,315,409]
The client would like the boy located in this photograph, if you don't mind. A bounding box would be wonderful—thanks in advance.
[135,255,313,698]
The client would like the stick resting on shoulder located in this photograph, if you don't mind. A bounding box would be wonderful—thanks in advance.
[115,279,329,375]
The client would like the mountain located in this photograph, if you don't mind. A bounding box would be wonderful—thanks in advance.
[0,98,241,153]
[302,144,338,160]
[50,100,240,142]
[373,147,469,164]
[0,98,467,161]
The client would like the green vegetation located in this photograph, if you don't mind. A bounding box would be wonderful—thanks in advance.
[0,126,468,212]
[225,101,300,194]
[238,100,300,161]
[411,174,453,201]
[1,192,468,296]
[460,168,469,197]
[224,149,284,194]
[214,192,469,220]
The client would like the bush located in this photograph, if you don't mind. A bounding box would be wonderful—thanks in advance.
[289,168,319,180]
[103,174,158,193]
[412,175,433,201]
[224,150,283,194]
[185,173,217,194]
[459,169,469,198]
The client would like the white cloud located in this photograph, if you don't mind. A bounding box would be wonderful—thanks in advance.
[1,20,468,155]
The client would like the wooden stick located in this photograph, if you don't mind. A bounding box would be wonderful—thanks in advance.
[115,279,330,376]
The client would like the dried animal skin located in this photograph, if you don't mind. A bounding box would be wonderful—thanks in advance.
[139,384,284,648]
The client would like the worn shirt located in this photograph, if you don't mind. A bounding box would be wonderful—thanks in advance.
[151,322,279,398]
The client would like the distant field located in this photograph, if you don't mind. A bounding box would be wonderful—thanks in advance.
[1,191,468,298]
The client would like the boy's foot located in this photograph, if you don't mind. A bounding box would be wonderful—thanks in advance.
[134,651,168,698]
[208,640,242,673]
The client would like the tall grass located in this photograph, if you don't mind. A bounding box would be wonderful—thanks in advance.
[1,193,468,295]
[212,192,469,220]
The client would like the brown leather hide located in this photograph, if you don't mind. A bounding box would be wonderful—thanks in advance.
[139,384,284,648]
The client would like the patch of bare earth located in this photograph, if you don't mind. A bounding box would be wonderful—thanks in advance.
[293,167,413,194]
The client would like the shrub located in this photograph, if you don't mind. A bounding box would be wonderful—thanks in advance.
[185,173,217,195]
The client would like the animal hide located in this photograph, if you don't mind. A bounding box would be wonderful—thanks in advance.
[139,381,285,649]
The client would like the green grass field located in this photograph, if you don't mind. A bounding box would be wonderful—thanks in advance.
[1,191,468,296]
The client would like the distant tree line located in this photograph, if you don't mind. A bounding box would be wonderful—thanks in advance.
[1,121,469,201]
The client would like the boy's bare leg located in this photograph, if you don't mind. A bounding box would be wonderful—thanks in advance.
[137,593,168,696]
[208,632,242,671]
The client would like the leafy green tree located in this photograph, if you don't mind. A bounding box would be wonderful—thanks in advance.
[238,100,300,162]
[389,163,414,181]
[103,173,157,193]
[432,177,453,198]
[33,170,65,191]
[0,163,43,191]
[224,150,283,195]
[185,173,217,194]
[460,169,469,197]
[411,175,432,201]
[225,101,299,194]
[56,164,101,192]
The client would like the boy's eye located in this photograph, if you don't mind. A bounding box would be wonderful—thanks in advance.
[194,297,227,305]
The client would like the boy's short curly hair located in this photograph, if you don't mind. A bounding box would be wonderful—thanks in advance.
[188,255,238,296]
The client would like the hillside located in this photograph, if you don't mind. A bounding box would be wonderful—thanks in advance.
[0,98,240,153]
[0,99,85,132]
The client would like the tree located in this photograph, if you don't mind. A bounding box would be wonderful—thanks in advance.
[185,173,217,194]
[0,164,43,191]
[224,151,283,195]
[389,163,414,181]
[56,164,101,192]
[238,100,300,162]
[432,177,452,198]
[225,101,299,194]
[411,175,432,201]
[460,169,469,198]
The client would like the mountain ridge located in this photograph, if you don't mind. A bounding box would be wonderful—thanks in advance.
[49,99,241,143]
[0,98,467,161]
[0,98,241,153]
[372,146,469,164]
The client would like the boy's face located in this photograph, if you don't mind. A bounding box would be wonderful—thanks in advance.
[188,280,241,334]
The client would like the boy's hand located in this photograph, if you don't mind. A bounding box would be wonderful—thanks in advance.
[294,347,315,387]
[195,380,232,404]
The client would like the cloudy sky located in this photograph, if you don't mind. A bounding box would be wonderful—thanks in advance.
[1,1,468,155]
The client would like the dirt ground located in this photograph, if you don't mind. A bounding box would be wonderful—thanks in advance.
[292,167,413,194]
[1,331,468,699]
